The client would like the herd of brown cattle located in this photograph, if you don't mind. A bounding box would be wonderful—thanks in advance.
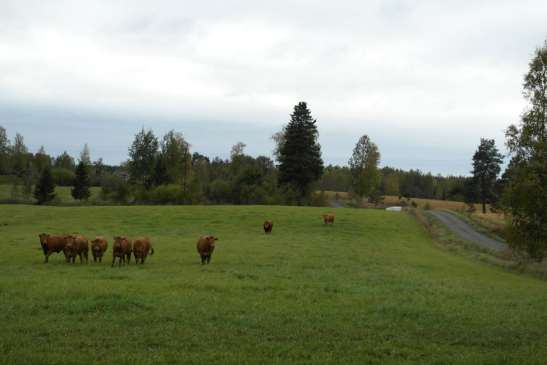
[38,234,154,267]
[38,213,335,266]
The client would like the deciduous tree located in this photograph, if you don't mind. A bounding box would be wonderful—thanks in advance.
[128,128,159,188]
[504,41,547,261]
[348,135,381,201]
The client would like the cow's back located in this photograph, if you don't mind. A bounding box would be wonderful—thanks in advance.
[46,236,68,252]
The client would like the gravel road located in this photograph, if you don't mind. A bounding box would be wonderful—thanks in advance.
[428,210,507,252]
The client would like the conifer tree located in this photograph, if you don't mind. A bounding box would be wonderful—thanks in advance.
[278,102,324,198]
[72,160,91,200]
[34,165,56,204]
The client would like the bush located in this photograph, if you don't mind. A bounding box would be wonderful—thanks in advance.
[100,175,130,203]
[149,184,185,204]
[51,168,75,186]
[424,202,432,210]
[410,200,418,208]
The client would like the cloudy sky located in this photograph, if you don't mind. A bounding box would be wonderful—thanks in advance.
[1,0,546,175]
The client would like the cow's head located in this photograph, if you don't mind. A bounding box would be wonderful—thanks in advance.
[38,233,49,245]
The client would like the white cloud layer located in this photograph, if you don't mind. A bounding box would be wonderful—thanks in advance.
[1,0,546,174]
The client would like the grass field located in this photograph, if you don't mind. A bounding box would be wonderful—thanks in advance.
[1,205,547,364]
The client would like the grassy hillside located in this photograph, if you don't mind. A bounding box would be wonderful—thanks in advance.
[1,205,546,364]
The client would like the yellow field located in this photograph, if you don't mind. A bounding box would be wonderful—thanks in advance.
[324,191,506,229]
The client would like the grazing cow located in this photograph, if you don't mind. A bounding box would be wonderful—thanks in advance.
[91,236,108,263]
[263,220,273,234]
[321,213,335,225]
[196,235,218,265]
[38,233,68,263]
[133,237,154,264]
[70,235,89,263]
[63,237,78,263]
[112,236,132,267]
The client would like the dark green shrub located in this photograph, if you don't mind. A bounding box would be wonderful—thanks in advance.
[149,184,184,204]
[51,168,75,186]
[100,175,130,203]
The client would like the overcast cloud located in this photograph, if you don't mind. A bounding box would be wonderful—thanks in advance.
[1,0,546,175]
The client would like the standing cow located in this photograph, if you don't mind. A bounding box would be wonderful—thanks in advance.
[196,235,218,265]
[38,233,68,263]
[72,235,89,263]
[133,237,154,264]
[321,213,335,225]
[263,220,273,234]
[91,236,108,263]
[112,236,132,267]
[63,237,78,263]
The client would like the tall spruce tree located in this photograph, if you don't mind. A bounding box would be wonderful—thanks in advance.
[34,165,56,204]
[72,160,91,201]
[471,138,503,214]
[504,41,547,261]
[277,102,324,199]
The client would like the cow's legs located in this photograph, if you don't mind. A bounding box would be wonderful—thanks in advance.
[201,255,206,265]
[206,255,211,264]
[44,252,51,263]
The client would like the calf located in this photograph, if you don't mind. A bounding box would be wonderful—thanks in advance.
[321,213,335,225]
[263,220,273,234]
[196,235,218,265]
[133,237,154,264]
[112,236,132,267]
[38,233,68,263]
[91,236,108,263]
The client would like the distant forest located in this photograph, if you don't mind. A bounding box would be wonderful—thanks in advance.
[0,103,481,207]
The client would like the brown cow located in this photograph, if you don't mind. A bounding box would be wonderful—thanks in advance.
[63,237,78,263]
[91,236,108,263]
[263,220,273,234]
[112,236,132,267]
[321,213,335,225]
[196,235,218,265]
[133,237,154,264]
[38,233,68,263]
[69,235,89,263]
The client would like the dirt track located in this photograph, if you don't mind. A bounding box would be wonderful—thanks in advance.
[428,210,507,252]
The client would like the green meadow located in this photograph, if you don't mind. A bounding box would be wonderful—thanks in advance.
[1,204,547,364]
